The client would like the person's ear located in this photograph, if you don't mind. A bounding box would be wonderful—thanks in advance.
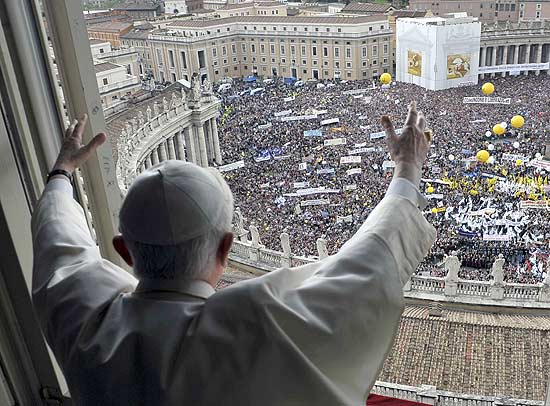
[113,235,133,266]
[217,233,234,267]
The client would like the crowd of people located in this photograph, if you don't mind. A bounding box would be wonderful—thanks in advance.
[215,75,550,284]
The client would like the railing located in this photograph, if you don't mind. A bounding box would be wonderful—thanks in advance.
[228,236,550,308]
[371,381,545,406]
[96,47,137,59]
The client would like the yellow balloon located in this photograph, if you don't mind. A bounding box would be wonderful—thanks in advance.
[511,115,525,129]
[515,159,523,166]
[469,189,478,196]
[493,124,505,135]
[431,207,438,214]
[380,73,392,85]
[476,150,490,163]
[482,82,495,95]
[426,186,435,194]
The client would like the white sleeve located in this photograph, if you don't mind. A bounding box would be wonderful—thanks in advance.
[386,177,427,210]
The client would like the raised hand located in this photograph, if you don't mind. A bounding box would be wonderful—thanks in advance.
[380,101,431,186]
[52,114,106,174]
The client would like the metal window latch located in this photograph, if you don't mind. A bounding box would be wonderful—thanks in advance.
[40,386,64,405]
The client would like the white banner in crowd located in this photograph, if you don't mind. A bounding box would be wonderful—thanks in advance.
[254,155,271,162]
[354,142,367,148]
[324,138,347,146]
[478,62,549,74]
[293,181,310,189]
[298,163,307,171]
[340,156,362,164]
[346,168,362,176]
[316,168,335,174]
[258,123,272,130]
[343,184,357,191]
[283,96,295,102]
[483,234,512,242]
[281,114,318,122]
[300,199,330,207]
[520,200,549,209]
[274,110,292,117]
[462,97,511,105]
[321,118,340,126]
[370,128,402,140]
[348,147,378,155]
[336,215,354,224]
[426,194,444,200]
[382,160,396,170]
[502,153,528,162]
[218,160,245,172]
[303,129,323,137]
[529,159,550,170]
[343,88,369,95]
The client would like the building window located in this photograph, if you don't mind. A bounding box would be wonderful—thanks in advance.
[303,69,307,74]
[270,44,275,53]
[232,44,236,53]
[251,44,256,53]
[281,45,285,54]
[261,44,265,54]
[383,44,388,54]
[291,45,296,55]
[346,62,351,68]
[180,51,187,69]
[334,47,340,58]
[168,50,175,68]
[326,28,330,32]
[335,61,340,68]
[242,43,247,53]
[323,47,328,57]
[510,4,515,10]
[171,73,176,82]
[346,48,351,58]
[337,28,341,32]
[536,3,542,9]
[312,46,317,56]
[536,10,541,18]
[372,45,378,57]
[302,60,306,65]
[102,78,108,85]
[301,45,306,55]
[362,47,367,58]
[222,46,227,56]
[212,48,217,58]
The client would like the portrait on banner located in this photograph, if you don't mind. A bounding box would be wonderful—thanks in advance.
[407,50,422,76]
[447,54,471,79]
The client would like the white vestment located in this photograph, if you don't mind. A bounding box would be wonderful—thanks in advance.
[32,178,435,406]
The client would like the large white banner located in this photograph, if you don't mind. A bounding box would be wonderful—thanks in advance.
[274,110,292,117]
[258,123,272,130]
[336,214,354,224]
[300,199,330,206]
[483,234,511,242]
[218,160,245,172]
[462,97,511,105]
[324,138,347,146]
[478,62,549,74]
[281,114,318,122]
[298,162,308,171]
[316,168,335,175]
[520,200,549,209]
[502,153,528,162]
[346,168,362,176]
[321,118,340,126]
[283,96,295,102]
[343,88,370,95]
[370,128,402,140]
[343,184,357,191]
[293,181,310,189]
[340,156,362,164]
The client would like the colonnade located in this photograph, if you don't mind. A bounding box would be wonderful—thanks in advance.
[479,43,550,78]
[138,116,222,173]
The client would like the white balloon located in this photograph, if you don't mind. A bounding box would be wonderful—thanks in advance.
[485,131,492,137]
[448,154,455,161]
[535,152,542,159]
[488,156,496,164]
[513,141,520,148]
[488,144,495,151]
[501,122,507,129]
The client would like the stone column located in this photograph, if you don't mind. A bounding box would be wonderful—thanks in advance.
[535,44,543,75]
[158,142,167,162]
[196,124,208,167]
[490,46,497,78]
[479,47,486,79]
[176,131,186,161]
[146,156,153,168]
[205,120,215,164]
[184,127,197,165]
[167,137,176,160]
[211,118,222,165]
[523,44,531,75]
[151,149,160,165]
[513,44,519,64]
[501,45,508,77]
